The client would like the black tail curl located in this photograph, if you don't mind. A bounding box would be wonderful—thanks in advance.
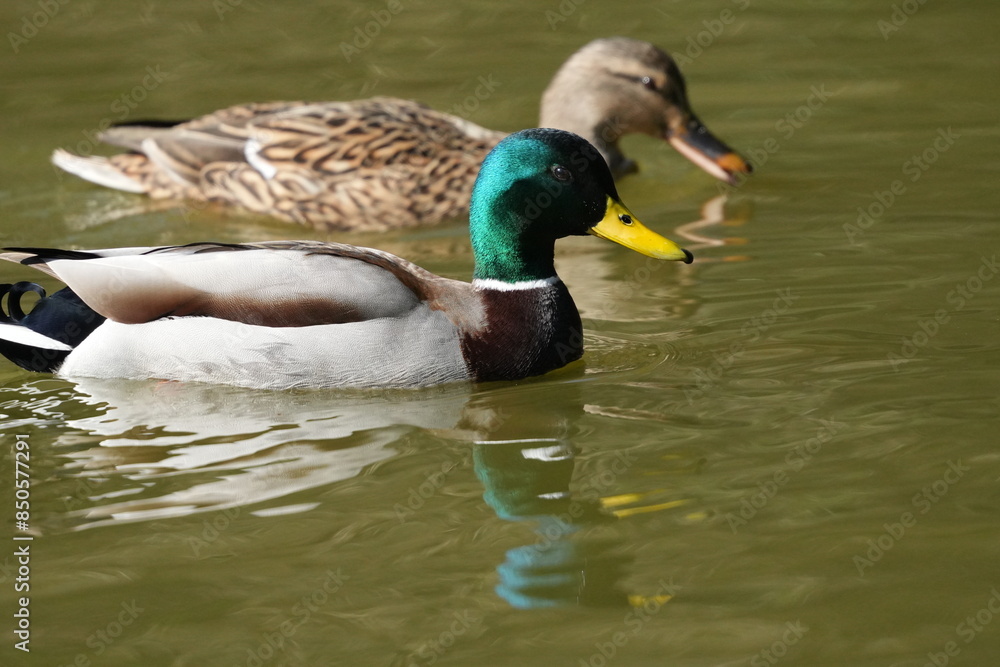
[0,283,105,373]
[0,282,46,323]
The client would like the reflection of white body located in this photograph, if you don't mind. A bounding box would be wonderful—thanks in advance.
[61,378,472,528]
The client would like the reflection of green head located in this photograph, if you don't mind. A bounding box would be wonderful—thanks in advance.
[473,439,633,609]
[473,440,577,520]
[496,539,632,609]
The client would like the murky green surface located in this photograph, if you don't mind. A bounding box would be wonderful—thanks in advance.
[1,1,998,665]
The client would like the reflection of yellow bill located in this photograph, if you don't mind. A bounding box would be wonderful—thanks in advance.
[604,498,692,518]
[628,594,674,607]
[589,196,694,263]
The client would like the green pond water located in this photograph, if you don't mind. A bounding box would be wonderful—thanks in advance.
[1,1,998,665]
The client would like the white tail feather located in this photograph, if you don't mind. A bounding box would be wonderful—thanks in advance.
[0,323,72,351]
[51,149,146,194]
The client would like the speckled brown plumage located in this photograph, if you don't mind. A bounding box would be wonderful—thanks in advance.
[92,99,502,231]
[52,38,752,232]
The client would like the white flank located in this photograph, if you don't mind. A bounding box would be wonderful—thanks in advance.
[0,323,72,351]
[58,306,470,390]
[472,276,561,292]
[245,139,277,179]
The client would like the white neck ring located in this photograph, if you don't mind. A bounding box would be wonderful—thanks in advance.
[472,276,561,292]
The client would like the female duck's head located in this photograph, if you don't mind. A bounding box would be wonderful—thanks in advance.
[469,128,693,284]
[540,37,753,183]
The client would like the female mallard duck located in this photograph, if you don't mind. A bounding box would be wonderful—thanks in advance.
[1,129,692,389]
[51,37,750,232]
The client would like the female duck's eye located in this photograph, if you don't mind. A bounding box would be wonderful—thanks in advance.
[619,214,634,226]
[551,165,572,182]
[641,76,657,91]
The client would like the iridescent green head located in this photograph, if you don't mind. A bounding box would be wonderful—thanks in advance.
[469,128,692,284]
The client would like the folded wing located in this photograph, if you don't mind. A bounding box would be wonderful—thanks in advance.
[0,242,443,328]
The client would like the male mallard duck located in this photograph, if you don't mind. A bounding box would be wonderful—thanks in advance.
[51,37,750,232]
[1,129,692,389]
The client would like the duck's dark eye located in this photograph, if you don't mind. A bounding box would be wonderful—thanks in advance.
[619,214,634,226]
[641,76,657,91]
[551,165,572,182]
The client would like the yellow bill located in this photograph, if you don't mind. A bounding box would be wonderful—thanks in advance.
[588,197,694,263]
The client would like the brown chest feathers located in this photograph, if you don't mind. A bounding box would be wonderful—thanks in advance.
[460,284,583,383]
